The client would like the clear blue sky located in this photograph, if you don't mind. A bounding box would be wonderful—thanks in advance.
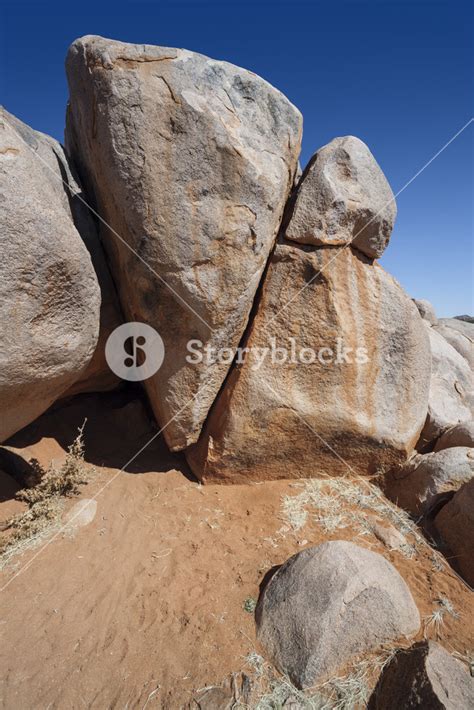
[1,0,472,316]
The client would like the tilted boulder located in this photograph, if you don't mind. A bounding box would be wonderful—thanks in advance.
[65,35,302,450]
[417,327,473,451]
[284,136,396,258]
[384,447,474,517]
[413,298,437,326]
[0,108,101,442]
[187,245,431,483]
[434,420,474,451]
[370,641,474,709]
[256,541,420,689]
[435,478,474,586]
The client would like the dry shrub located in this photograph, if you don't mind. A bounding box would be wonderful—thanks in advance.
[0,423,90,563]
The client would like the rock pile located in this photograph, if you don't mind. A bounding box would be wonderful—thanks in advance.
[65,35,303,451]
[1,35,471,569]
[1,34,473,702]
[386,298,473,586]
[0,35,437,484]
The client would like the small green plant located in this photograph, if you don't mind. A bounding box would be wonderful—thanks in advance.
[0,422,91,565]
[243,597,257,614]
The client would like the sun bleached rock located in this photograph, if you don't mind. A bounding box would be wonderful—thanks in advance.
[413,298,438,326]
[433,320,473,369]
[284,136,396,258]
[65,35,302,451]
[417,327,473,451]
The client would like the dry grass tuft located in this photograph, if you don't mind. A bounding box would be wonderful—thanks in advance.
[240,647,399,709]
[281,477,422,558]
[0,423,91,567]
[423,596,460,637]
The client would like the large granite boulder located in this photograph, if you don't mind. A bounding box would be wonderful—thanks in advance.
[187,245,431,483]
[284,136,396,258]
[0,108,101,442]
[370,641,474,709]
[256,541,420,689]
[417,327,473,451]
[65,35,302,451]
[384,447,474,517]
[435,478,474,586]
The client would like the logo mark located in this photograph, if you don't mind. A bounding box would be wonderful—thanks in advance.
[105,322,165,381]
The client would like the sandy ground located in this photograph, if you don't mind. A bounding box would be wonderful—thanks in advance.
[0,391,473,709]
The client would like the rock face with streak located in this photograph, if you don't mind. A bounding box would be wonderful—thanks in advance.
[284,136,397,258]
[187,245,431,482]
[65,35,302,451]
[0,108,101,442]
[417,327,473,451]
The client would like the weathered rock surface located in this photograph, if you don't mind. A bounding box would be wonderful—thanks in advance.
[434,421,474,451]
[187,245,431,483]
[417,327,473,451]
[435,479,474,587]
[439,316,474,337]
[256,541,420,689]
[454,314,474,324]
[413,298,437,325]
[370,520,409,552]
[0,108,101,443]
[370,641,474,709]
[65,35,302,451]
[284,136,396,258]
[384,447,474,517]
[434,319,473,369]
[61,191,123,397]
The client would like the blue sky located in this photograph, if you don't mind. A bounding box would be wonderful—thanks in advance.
[1,0,472,316]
